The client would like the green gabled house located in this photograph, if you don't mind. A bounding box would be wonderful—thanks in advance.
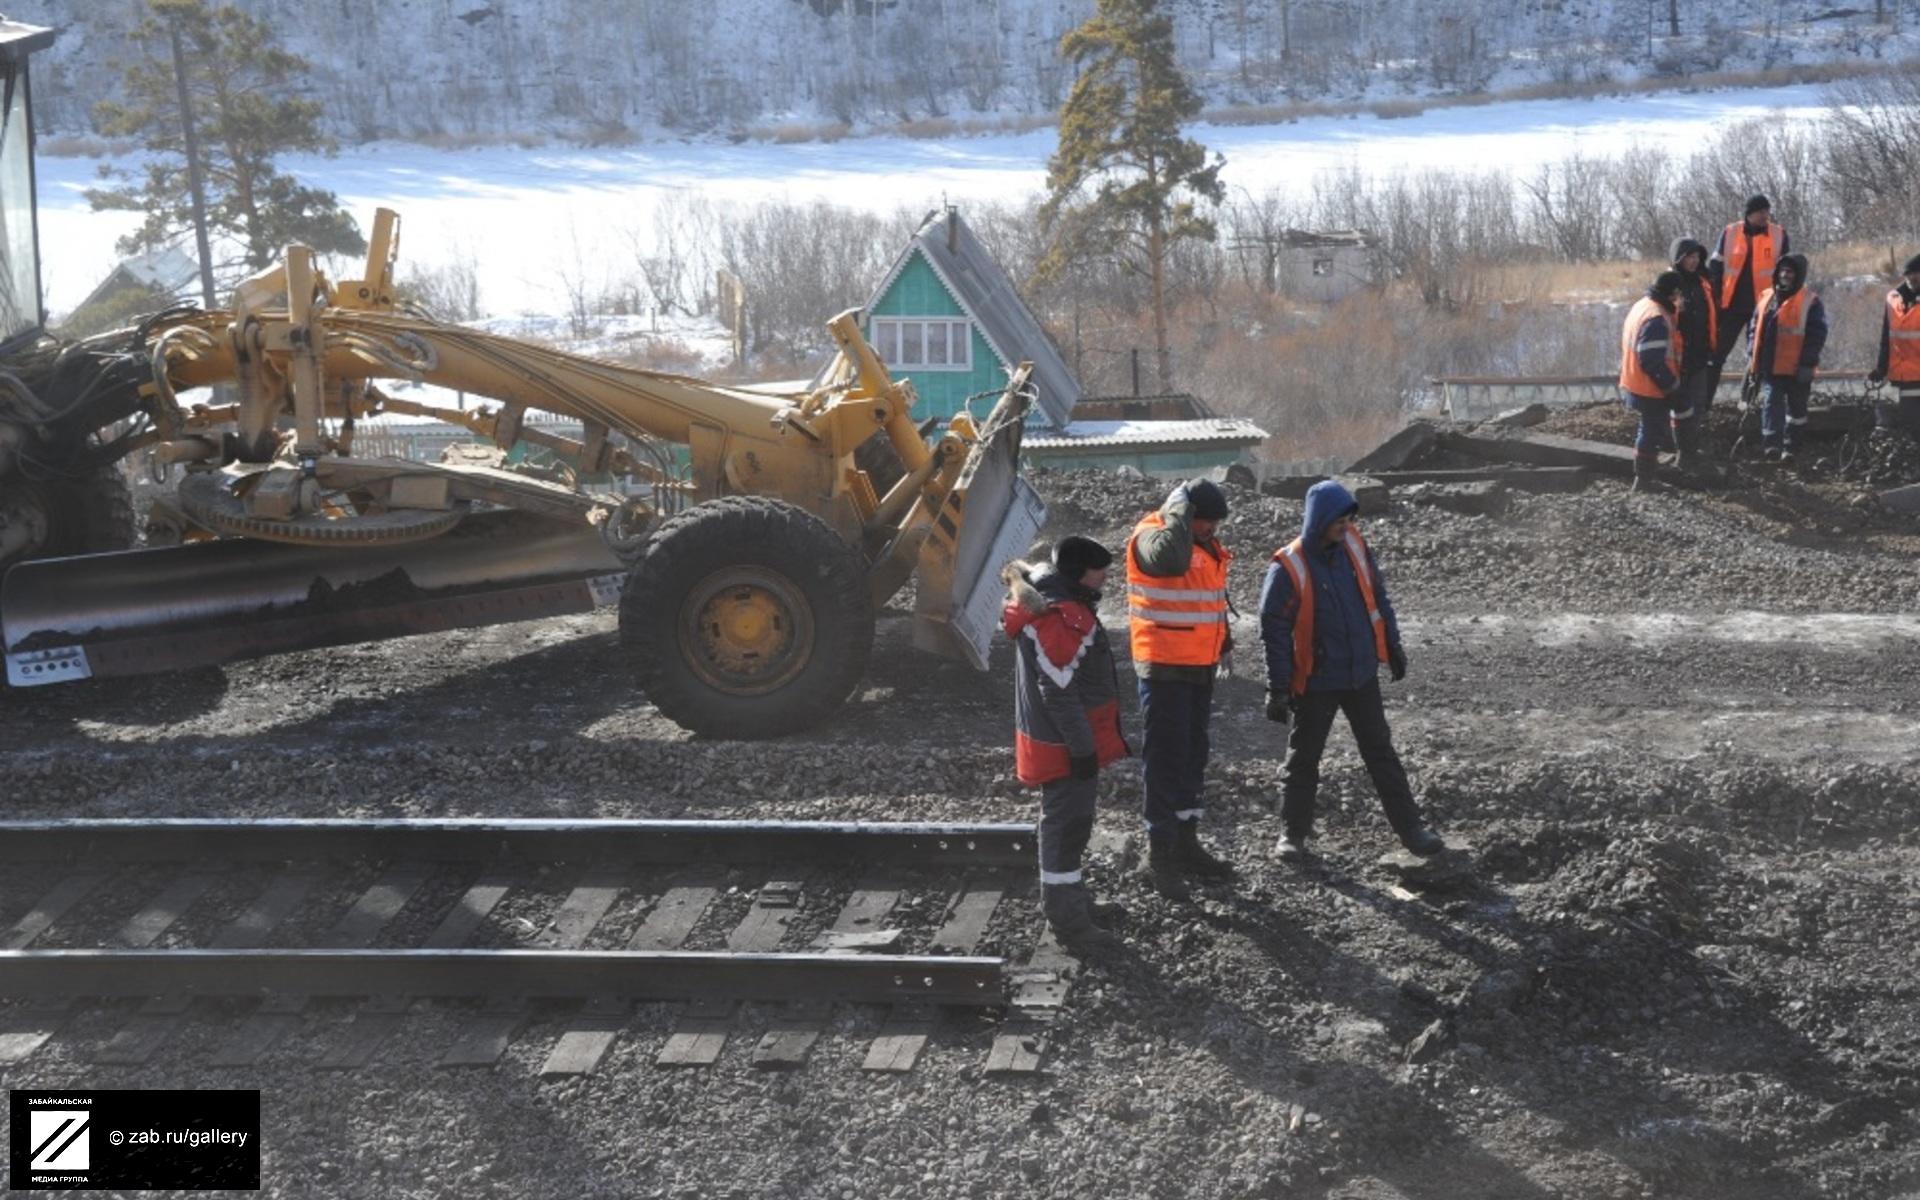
[858,208,1079,429]
[855,207,1268,477]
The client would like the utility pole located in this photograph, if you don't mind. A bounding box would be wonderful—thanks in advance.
[168,16,217,310]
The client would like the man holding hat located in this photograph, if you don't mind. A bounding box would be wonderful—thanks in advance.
[1003,535,1130,949]
[1618,270,1688,490]
[1127,479,1236,900]
[1868,253,1920,433]
[1707,194,1789,393]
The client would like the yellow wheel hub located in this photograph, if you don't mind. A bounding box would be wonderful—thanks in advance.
[680,567,814,696]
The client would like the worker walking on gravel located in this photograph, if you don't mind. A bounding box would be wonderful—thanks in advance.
[1669,237,1719,466]
[1617,270,1688,491]
[1707,194,1789,399]
[1004,536,1130,949]
[1127,479,1237,901]
[1259,480,1445,863]
[1868,253,1920,434]
[1744,253,1828,464]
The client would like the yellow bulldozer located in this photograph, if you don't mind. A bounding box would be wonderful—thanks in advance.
[0,20,1044,738]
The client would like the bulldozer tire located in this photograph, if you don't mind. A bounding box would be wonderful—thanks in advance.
[620,496,872,739]
[36,465,136,558]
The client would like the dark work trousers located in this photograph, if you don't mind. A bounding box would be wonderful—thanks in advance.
[1630,395,1678,457]
[1279,679,1422,840]
[1703,307,1751,405]
[1038,774,1097,885]
[1138,676,1213,836]
[1761,377,1811,450]
[1876,385,1920,432]
[1676,366,1715,421]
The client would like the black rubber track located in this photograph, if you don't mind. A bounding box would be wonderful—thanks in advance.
[619,496,873,739]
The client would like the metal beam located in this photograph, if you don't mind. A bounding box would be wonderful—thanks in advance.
[0,949,1006,1006]
[0,819,1035,869]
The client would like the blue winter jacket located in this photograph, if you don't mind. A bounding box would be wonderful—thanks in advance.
[1258,480,1403,694]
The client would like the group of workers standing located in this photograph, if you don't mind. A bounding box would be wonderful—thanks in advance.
[1003,478,1443,950]
[1620,193,1920,485]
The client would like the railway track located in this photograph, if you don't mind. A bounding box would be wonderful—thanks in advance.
[0,818,1051,1075]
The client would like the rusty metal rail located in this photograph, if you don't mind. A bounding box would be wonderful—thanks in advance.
[0,818,1033,868]
[0,949,1005,1005]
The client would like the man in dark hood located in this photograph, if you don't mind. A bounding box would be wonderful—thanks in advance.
[1668,236,1718,466]
[1868,253,1920,432]
[1258,480,1444,862]
[1744,252,1828,463]
[1003,535,1130,950]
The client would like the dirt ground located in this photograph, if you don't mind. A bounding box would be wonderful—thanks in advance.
[3,448,1920,1200]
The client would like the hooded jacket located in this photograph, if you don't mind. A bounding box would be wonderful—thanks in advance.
[1874,280,1920,384]
[1258,481,1403,695]
[1002,561,1129,786]
[1746,253,1828,379]
[1669,237,1715,370]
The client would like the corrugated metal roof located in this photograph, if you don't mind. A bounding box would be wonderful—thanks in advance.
[866,209,1081,429]
[1024,417,1269,451]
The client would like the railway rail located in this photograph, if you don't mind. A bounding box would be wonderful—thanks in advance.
[0,819,1047,1074]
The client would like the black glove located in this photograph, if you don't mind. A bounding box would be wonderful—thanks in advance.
[1264,691,1290,725]
[1069,754,1098,781]
[1794,365,1815,385]
[1388,645,1408,682]
[1869,368,1887,384]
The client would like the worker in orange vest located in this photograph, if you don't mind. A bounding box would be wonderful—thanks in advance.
[1259,480,1443,862]
[1744,253,1828,464]
[1868,253,1920,433]
[1706,194,1789,399]
[1126,479,1235,901]
[1617,271,1687,491]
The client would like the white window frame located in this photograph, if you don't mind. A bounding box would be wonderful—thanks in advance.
[870,317,973,372]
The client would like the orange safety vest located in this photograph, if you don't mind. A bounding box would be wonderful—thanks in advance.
[1750,286,1817,379]
[1618,296,1681,398]
[1126,511,1231,667]
[1271,528,1390,696]
[1888,289,1920,382]
[1718,219,1783,310]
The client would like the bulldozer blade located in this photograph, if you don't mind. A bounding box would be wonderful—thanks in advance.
[912,370,1047,670]
[3,511,624,687]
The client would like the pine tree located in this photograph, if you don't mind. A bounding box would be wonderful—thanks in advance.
[85,0,364,293]
[1039,0,1223,392]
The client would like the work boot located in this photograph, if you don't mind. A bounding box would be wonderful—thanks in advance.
[1630,456,1658,493]
[1042,883,1119,951]
[1763,445,1783,462]
[1399,826,1447,857]
[1140,834,1192,901]
[1175,820,1236,881]
[1275,832,1312,863]
[1779,447,1796,466]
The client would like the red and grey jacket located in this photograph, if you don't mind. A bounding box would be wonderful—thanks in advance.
[1002,562,1130,787]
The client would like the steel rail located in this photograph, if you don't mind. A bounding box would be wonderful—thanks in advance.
[0,818,1034,868]
[0,949,1006,1005]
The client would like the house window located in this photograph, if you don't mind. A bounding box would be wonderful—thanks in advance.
[1312,258,1334,277]
[870,317,972,371]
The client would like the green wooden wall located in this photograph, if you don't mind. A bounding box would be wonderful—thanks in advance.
[865,252,1005,423]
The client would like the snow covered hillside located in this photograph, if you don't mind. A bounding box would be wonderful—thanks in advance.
[13,0,1917,143]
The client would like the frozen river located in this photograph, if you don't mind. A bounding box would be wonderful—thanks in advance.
[36,82,1832,318]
